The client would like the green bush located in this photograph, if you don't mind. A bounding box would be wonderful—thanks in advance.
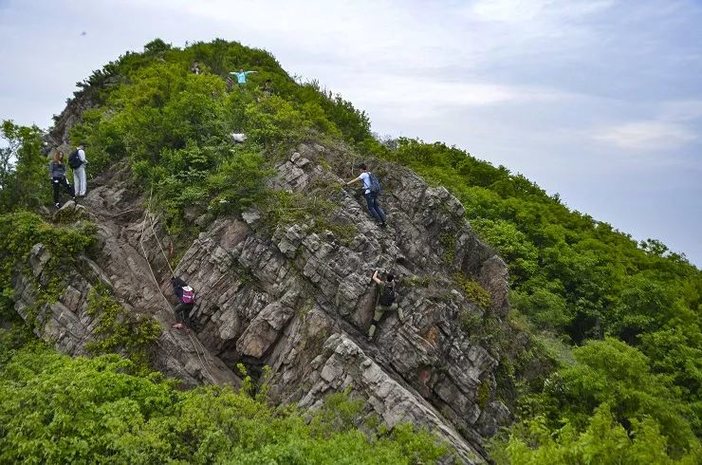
[0,212,96,321]
[0,343,448,465]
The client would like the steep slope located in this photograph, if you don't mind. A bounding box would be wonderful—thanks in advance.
[4,38,701,464]
[13,131,516,463]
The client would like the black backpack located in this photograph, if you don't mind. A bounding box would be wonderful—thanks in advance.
[68,150,82,169]
[379,282,396,306]
[369,172,381,194]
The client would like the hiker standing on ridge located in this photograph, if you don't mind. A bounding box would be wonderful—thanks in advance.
[346,163,387,228]
[68,144,88,198]
[171,276,195,330]
[368,270,403,339]
[229,69,256,85]
[48,150,75,209]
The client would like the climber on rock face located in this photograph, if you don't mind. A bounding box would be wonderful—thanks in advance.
[346,163,387,228]
[229,69,256,85]
[171,276,195,330]
[368,270,403,339]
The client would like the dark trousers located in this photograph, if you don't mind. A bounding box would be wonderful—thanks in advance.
[364,192,386,223]
[52,177,74,204]
[175,302,194,326]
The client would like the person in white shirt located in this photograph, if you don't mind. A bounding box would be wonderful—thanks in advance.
[345,163,387,228]
[73,145,88,197]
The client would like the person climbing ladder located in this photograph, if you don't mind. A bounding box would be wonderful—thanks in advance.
[171,276,195,330]
[346,163,387,228]
[368,270,404,339]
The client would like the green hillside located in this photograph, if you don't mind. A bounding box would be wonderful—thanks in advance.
[1,38,701,464]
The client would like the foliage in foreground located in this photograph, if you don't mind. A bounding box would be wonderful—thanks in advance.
[492,405,701,465]
[0,339,446,465]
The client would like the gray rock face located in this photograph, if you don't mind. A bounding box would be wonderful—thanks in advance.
[10,141,514,463]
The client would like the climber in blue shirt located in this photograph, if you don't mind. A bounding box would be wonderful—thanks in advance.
[229,69,256,84]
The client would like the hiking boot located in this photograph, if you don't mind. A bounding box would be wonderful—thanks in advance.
[367,324,376,340]
[54,203,60,209]
[380,222,387,228]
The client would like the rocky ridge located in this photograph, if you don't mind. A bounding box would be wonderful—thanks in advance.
[13,119,515,463]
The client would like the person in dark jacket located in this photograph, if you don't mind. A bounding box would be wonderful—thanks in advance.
[171,276,195,330]
[368,270,404,339]
[48,150,75,208]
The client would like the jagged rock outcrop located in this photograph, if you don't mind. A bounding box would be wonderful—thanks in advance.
[10,139,515,463]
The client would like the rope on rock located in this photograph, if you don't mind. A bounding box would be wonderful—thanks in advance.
[137,192,216,383]
[145,209,216,374]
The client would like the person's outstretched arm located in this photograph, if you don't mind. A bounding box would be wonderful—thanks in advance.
[346,175,362,186]
[372,270,384,285]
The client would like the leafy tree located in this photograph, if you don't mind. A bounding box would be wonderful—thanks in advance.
[0,342,447,465]
[0,121,48,211]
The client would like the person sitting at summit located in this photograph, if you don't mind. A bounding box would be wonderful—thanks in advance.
[229,69,256,85]
[346,163,387,228]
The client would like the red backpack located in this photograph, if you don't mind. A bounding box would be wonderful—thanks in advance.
[181,286,195,304]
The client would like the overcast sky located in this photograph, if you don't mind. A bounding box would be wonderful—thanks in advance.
[1,0,700,266]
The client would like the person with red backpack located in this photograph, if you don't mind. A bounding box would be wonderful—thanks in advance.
[171,276,195,330]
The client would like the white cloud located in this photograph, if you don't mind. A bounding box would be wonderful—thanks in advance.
[593,121,697,151]
[341,74,571,109]
[661,100,702,122]
[469,0,614,23]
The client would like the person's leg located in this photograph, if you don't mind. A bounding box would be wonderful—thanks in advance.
[73,169,80,196]
[182,303,194,328]
[370,194,386,223]
[367,306,386,338]
[78,166,87,196]
[61,177,75,199]
[364,193,382,222]
[52,178,60,206]
[390,302,404,322]
[174,303,185,326]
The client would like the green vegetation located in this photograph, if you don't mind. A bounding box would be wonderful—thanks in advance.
[0,340,447,465]
[1,38,701,463]
[0,121,48,212]
[66,39,371,236]
[85,286,162,371]
[366,138,702,462]
[0,211,95,323]
[454,273,492,311]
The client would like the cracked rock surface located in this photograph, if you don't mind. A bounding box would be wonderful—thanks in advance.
[10,141,515,463]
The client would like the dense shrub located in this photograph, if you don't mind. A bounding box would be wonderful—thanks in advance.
[0,342,447,465]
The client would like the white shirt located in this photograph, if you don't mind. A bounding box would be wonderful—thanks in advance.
[359,172,371,194]
[77,149,87,164]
